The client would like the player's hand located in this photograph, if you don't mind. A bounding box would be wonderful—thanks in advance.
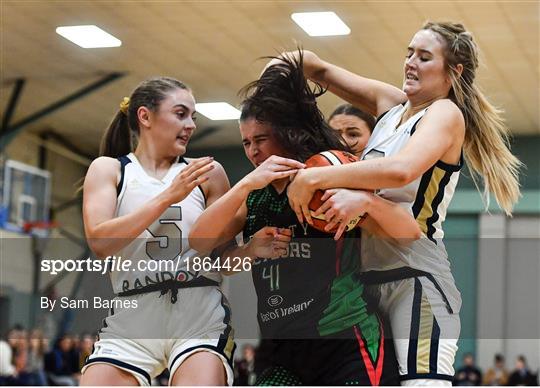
[247,227,292,259]
[242,155,305,192]
[262,50,321,79]
[287,168,321,225]
[315,189,372,240]
[165,157,215,204]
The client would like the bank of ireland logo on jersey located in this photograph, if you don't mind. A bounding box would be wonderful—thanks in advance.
[267,294,283,307]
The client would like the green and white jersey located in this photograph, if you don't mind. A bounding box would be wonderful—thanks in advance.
[243,185,380,342]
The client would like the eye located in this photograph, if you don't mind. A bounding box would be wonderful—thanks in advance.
[176,111,186,118]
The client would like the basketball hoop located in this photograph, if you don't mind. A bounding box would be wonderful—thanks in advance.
[22,220,58,236]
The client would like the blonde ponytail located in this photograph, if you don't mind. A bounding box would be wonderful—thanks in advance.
[424,21,522,215]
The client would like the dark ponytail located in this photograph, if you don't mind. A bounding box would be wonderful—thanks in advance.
[239,50,350,162]
[99,111,132,158]
[99,77,190,158]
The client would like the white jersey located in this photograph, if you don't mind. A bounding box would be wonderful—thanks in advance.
[110,153,220,294]
[360,102,462,277]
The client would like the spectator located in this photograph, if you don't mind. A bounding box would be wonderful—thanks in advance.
[77,333,94,371]
[26,329,47,385]
[0,340,15,384]
[6,324,25,351]
[234,344,257,386]
[44,334,79,385]
[507,355,538,386]
[454,353,482,386]
[483,353,509,386]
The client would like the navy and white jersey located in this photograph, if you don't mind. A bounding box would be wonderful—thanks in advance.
[110,153,220,294]
[360,102,462,276]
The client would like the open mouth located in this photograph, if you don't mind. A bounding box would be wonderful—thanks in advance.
[406,73,418,80]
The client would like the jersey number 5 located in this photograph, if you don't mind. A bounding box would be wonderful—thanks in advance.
[146,206,182,261]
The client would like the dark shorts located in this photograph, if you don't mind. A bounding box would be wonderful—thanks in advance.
[254,325,399,386]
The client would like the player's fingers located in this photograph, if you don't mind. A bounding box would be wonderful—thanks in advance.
[183,156,213,174]
[289,199,304,224]
[270,156,305,170]
[278,228,292,237]
[334,223,347,241]
[301,203,312,225]
[273,233,291,243]
[189,163,215,180]
[276,170,298,179]
[320,189,337,202]
[314,199,332,217]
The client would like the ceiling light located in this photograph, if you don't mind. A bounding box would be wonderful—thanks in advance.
[196,102,240,120]
[291,12,350,37]
[56,25,122,48]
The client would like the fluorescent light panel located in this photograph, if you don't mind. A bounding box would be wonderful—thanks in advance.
[196,102,240,120]
[56,25,121,48]
[291,12,350,37]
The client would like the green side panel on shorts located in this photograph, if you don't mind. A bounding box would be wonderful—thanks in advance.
[318,238,381,361]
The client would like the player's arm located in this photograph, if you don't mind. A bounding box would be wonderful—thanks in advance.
[218,226,292,276]
[288,99,465,223]
[266,50,406,117]
[189,155,304,253]
[83,156,213,258]
[316,189,421,242]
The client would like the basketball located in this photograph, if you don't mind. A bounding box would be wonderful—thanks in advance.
[304,150,361,233]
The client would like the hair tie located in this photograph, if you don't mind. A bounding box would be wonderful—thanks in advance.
[119,97,130,115]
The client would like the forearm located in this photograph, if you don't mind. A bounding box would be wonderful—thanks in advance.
[365,195,421,241]
[303,52,405,116]
[190,179,251,252]
[219,243,255,276]
[311,156,411,191]
[86,193,172,258]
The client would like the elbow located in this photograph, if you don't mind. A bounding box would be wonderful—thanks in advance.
[87,241,107,259]
[410,227,422,241]
[188,231,214,255]
[396,226,422,247]
[386,163,415,187]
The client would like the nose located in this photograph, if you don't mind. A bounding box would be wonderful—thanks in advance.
[185,117,196,132]
[247,143,258,161]
[405,55,417,70]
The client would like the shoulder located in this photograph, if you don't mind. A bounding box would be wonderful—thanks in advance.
[194,159,230,201]
[417,99,465,135]
[87,156,120,177]
[426,99,464,125]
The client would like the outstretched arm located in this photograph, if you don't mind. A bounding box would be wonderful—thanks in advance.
[287,99,465,224]
[265,50,406,117]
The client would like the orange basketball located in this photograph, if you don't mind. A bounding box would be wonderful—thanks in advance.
[305,150,361,233]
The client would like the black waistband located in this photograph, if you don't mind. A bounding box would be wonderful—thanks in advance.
[360,268,454,314]
[117,277,219,304]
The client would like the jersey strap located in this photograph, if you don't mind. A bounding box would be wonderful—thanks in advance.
[117,277,219,303]
[116,155,132,196]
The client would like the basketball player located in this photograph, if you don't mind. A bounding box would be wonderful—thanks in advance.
[190,53,422,385]
[80,77,286,386]
[328,104,375,157]
[276,23,522,385]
